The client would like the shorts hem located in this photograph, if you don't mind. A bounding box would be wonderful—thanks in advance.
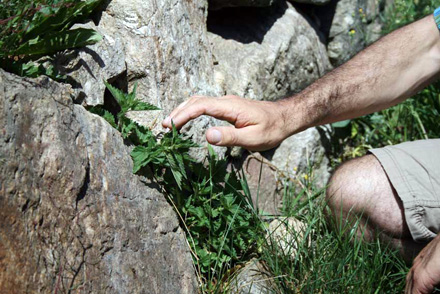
[369,147,436,242]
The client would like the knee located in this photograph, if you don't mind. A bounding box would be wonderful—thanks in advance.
[326,154,379,215]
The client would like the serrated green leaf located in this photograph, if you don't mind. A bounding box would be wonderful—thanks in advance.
[102,110,117,128]
[174,153,187,179]
[104,80,126,106]
[9,28,101,57]
[170,168,183,190]
[131,146,150,173]
[135,126,154,145]
[131,101,160,111]
[126,82,137,105]
[23,0,104,42]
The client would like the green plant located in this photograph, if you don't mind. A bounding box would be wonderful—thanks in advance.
[382,0,439,33]
[0,0,103,78]
[89,82,264,291]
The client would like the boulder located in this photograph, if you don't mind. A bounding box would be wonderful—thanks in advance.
[62,22,126,106]
[0,70,197,294]
[60,0,225,160]
[100,0,221,108]
[208,1,332,100]
[318,0,386,66]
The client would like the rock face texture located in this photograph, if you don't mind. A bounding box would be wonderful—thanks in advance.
[0,70,197,294]
[208,1,331,100]
[313,0,386,66]
[71,0,220,108]
[62,0,225,160]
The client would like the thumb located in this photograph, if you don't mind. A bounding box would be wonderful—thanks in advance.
[206,126,239,147]
[206,126,262,149]
[207,125,257,147]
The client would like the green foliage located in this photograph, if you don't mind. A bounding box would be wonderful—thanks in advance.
[383,0,439,33]
[0,0,104,78]
[89,81,160,142]
[90,82,264,289]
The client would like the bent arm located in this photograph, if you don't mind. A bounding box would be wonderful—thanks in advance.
[284,15,440,135]
[163,14,440,150]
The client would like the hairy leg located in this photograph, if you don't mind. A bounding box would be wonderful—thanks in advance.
[326,154,426,262]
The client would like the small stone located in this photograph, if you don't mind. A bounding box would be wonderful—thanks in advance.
[229,259,274,294]
[267,217,310,259]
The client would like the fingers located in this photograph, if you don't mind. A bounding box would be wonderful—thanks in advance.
[405,268,415,294]
[162,96,242,129]
[405,269,432,294]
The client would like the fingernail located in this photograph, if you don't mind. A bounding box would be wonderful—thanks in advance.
[163,116,171,126]
[209,129,222,144]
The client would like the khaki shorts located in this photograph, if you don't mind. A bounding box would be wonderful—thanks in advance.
[370,139,440,243]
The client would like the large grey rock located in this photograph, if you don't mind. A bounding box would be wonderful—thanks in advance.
[208,1,332,100]
[63,22,126,106]
[0,70,197,294]
[61,0,225,160]
[101,0,221,108]
[326,0,385,66]
[209,0,277,10]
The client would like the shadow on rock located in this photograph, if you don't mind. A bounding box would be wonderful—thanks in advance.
[207,1,288,44]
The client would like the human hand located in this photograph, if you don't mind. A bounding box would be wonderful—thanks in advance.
[406,234,440,294]
[161,95,290,151]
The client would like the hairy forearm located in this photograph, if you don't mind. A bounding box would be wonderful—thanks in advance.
[282,15,440,135]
